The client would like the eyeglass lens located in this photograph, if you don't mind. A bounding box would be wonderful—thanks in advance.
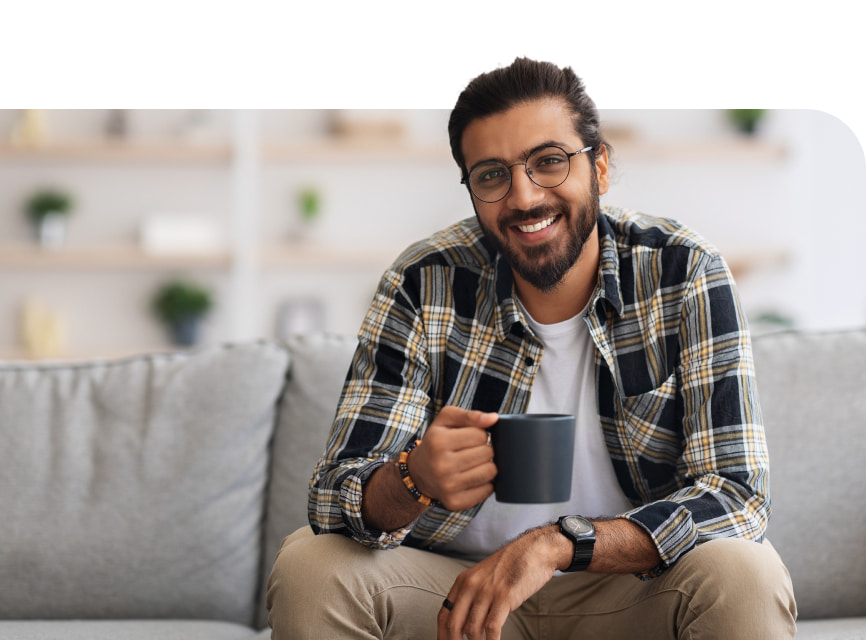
[468,146,573,203]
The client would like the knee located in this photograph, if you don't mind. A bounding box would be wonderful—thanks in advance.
[267,526,361,599]
[267,527,378,636]
[269,526,320,587]
[684,538,791,597]
[673,538,797,635]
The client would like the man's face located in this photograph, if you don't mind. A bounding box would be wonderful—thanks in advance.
[461,98,610,293]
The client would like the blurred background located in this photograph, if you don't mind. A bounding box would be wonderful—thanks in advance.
[1,107,864,359]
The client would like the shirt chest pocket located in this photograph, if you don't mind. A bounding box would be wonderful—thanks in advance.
[618,370,680,440]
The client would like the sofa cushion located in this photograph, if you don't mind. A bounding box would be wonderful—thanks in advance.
[796,618,866,640]
[258,333,357,627]
[753,328,866,620]
[0,342,289,626]
[0,620,259,640]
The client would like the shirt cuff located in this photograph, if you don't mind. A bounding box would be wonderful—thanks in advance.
[620,500,699,568]
[338,460,417,549]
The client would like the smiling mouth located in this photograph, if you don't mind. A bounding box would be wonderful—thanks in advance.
[515,215,558,234]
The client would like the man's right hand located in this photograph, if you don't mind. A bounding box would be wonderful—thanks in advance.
[361,407,498,532]
[409,407,499,511]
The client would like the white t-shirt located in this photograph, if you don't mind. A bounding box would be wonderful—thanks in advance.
[437,301,632,561]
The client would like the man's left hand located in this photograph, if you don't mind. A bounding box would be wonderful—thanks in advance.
[437,524,570,640]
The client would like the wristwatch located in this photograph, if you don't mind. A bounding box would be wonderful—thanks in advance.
[558,515,596,572]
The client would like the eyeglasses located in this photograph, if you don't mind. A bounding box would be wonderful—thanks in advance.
[461,145,593,203]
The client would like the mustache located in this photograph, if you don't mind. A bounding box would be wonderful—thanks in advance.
[498,203,569,232]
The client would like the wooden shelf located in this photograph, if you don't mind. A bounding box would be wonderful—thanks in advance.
[0,242,790,276]
[260,243,400,268]
[262,139,453,162]
[0,244,232,270]
[608,137,788,162]
[724,247,790,280]
[0,243,400,270]
[0,137,787,165]
[266,137,787,163]
[0,141,233,163]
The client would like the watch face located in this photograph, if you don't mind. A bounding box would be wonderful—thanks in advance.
[564,516,594,535]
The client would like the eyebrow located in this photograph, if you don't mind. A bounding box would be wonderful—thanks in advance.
[467,139,574,174]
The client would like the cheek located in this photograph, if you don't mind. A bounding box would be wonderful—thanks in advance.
[559,178,596,209]
[474,202,500,222]
[550,185,585,212]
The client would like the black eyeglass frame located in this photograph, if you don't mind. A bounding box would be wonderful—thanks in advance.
[460,145,594,203]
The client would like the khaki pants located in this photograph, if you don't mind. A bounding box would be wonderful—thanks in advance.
[267,526,797,639]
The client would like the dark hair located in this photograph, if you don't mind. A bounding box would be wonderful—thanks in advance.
[447,57,609,179]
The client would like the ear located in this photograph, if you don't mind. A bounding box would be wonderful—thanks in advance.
[595,144,610,195]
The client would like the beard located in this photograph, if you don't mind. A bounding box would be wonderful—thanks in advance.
[476,178,600,293]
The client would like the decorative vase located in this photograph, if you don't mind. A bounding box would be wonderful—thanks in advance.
[35,213,68,248]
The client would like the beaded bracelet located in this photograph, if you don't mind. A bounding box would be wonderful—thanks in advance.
[397,440,437,507]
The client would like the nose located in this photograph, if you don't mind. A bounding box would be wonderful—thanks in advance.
[505,163,545,211]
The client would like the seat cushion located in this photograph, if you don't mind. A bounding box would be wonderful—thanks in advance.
[0,620,259,640]
[753,328,866,620]
[258,332,357,627]
[795,617,866,639]
[0,342,289,626]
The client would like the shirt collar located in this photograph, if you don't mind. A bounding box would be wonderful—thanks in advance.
[595,209,624,316]
[492,246,524,341]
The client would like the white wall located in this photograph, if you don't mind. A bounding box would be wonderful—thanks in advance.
[600,109,866,331]
[1,108,864,358]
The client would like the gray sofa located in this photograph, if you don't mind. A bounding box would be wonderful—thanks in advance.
[0,329,864,639]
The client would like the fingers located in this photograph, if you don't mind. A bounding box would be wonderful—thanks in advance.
[424,455,496,512]
[437,586,509,640]
[439,476,495,512]
[432,406,499,433]
[440,440,495,473]
[439,570,487,639]
[426,406,497,454]
[437,527,559,640]
[409,407,498,510]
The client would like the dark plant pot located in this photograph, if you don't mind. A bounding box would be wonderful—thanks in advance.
[169,316,202,347]
[728,109,765,137]
[737,121,758,135]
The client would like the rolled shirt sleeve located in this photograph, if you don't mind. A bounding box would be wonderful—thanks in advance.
[619,251,770,567]
[308,268,434,548]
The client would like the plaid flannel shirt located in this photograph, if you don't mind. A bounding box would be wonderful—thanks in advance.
[309,206,770,569]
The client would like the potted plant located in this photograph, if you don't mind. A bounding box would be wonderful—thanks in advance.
[298,187,321,223]
[727,109,767,136]
[24,188,74,248]
[151,279,214,347]
[292,186,323,242]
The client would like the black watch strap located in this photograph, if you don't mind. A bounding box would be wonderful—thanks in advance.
[558,515,596,572]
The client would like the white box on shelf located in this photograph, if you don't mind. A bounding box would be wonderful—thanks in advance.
[140,214,225,255]
[276,298,326,338]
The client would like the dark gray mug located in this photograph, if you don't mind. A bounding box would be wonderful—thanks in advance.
[490,413,575,503]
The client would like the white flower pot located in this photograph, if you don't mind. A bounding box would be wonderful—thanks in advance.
[36,213,68,248]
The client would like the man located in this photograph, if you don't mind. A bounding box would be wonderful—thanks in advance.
[267,58,797,639]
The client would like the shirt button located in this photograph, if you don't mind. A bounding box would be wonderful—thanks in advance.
[525,356,534,367]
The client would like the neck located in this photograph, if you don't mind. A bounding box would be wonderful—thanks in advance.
[513,226,600,324]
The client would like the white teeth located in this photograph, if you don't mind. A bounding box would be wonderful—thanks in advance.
[517,216,556,233]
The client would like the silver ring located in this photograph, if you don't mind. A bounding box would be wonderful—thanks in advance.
[486,431,492,447]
